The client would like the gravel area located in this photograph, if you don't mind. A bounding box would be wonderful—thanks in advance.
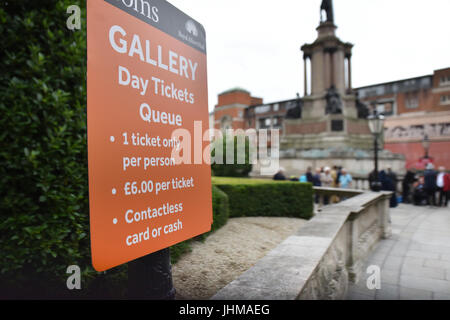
[172,217,307,300]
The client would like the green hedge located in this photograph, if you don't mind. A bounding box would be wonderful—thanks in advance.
[212,177,314,220]
[0,0,90,297]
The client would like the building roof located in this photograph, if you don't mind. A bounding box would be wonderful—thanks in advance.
[219,87,250,95]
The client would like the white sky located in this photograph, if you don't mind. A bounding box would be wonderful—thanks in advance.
[168,0,450,112]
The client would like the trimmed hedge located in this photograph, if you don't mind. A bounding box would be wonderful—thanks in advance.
[0,0,90,297]
[212,177,314,220]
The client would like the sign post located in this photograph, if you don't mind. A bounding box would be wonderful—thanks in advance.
[87,0,212,297]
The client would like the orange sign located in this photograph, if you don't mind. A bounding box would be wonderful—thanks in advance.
[87,0,212,271]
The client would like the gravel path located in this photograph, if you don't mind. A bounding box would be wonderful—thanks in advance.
[172,217,307,300]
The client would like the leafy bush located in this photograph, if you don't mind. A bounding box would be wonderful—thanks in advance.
[211,135,253,177]
[0,0,90,297]
[212,177,314,220]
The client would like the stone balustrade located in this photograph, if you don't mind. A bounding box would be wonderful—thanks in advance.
[212,189,392,300]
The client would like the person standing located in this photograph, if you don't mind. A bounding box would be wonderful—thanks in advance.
[312,168,322,187]
[437,167,447,207]
[321,167,334,188]
[443,171,450,207]
[402,168,416,204]
[423,163,437,207]
[306,167,314,184]
[312,168,322,204]
[321,167,334,205]
[339,168,352,189]
[387,167,398,193]
[380,170,398,208]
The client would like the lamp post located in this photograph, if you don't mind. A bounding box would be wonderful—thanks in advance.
[368,112,385,192]
[422,134,430,159]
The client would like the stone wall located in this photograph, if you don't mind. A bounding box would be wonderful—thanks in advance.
[212,190,392,300]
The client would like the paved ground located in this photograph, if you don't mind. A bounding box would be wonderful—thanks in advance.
[346,203,450,300]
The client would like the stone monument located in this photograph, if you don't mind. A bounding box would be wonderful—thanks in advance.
[258,0,406,178]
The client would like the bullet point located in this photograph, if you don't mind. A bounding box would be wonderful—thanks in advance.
[112,188,117,195]
[110,136,115,142]
[113,218,118,225]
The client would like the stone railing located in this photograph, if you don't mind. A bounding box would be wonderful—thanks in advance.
[212,189,392,300]
[314,187,364,209]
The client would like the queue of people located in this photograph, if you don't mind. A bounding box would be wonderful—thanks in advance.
[275,166,353,189]
[273,166,353,204]
[404,164,450,207]
[274,163,450,208]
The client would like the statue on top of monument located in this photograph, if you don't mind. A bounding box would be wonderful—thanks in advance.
[325,85,342,115]
[320,0,334,24]
[286,93,302,119]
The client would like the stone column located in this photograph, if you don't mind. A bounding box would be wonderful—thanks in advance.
[334,50,346,94]
[347,55,352,91]
[311,50,324,95]
[304,56,308,96]
[324,51,331,89]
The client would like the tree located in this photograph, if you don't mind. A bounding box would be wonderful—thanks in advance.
[211,134,253,177]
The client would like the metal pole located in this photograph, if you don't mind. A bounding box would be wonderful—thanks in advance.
[371,134,381,192]
[128,248,176,300]
[374,136,378,182]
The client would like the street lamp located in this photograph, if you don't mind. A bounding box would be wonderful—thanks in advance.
[422,134,430,159]
[368,112,385,192]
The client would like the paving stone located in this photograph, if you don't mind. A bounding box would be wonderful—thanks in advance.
[402,256,425,268]
[433,292,450,300]
[399,287,433,300]
[375,283,399,300]
[400,275,450,295]
[383,256,403,271]
[380,269,400,285]
[347,292,375,300]
[405,250,440,260]
[424,259,450,270]
[401,265,446,280]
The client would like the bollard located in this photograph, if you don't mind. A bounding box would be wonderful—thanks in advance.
[128,248,176,300]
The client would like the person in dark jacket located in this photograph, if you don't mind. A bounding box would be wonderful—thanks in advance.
[380,170,398,208]
[273,168,287,181]
[402,168,416,204]
[424,163,437,206]
[413,176,427,206]
[306,167,314,184]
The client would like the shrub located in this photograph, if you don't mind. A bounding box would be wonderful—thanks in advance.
[211,135,253,177]
[0,0,90,297]
[212,177,314,220]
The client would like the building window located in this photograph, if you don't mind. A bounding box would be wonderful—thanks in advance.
[376,101,394,116]
[441,95,450,105]
[272,116,282,127]
[440,75,450,86]
[258,118,271,129]
[238,111,243,118]
[273,103,279,112]
[221,116,232,131]
[405,92,419,109]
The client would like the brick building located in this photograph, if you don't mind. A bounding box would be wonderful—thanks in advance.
[356,67,450,169]
[212,67,450,171]
[211,0,448,173]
